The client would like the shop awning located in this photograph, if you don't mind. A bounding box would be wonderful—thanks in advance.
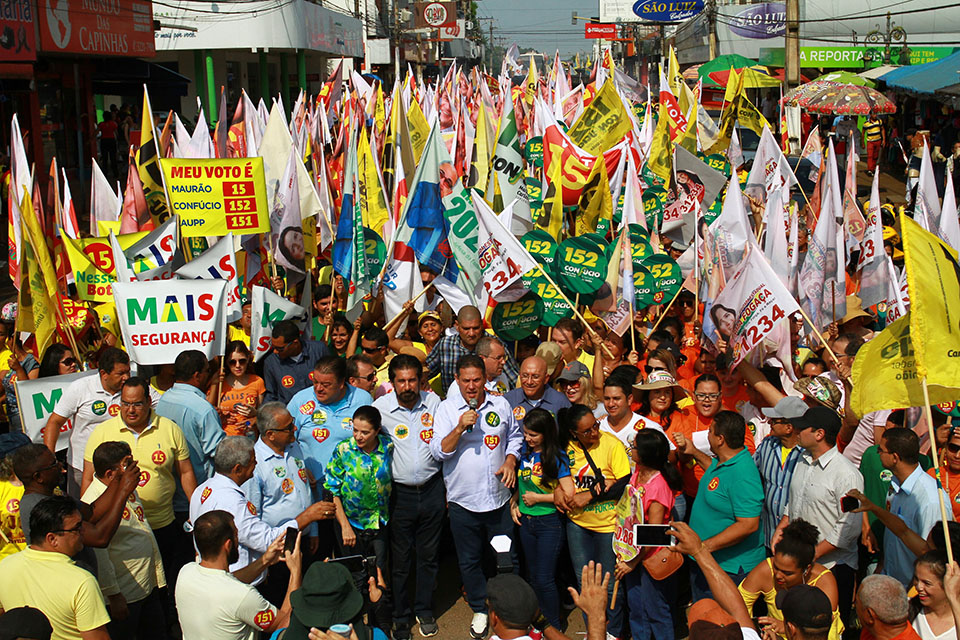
[879,51,960,94]
[859,65,899,80]
[93,60,191,98]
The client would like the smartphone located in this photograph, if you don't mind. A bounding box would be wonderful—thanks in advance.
[633,524,673,547]
[840,496,860,513]
[284,527,299,555]
[329,554,378,578]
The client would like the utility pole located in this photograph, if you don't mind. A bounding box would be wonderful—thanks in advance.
[474,16,495,70]
[707,0,717,59]
[785,0,800,89]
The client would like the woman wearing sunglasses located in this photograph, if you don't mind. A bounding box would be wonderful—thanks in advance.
[218,340,266,437]
[38,343,80,378]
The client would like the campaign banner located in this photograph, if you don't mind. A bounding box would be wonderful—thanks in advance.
[176,234,243,323]
[113,280,229,365]
[159,158,270,237]
[250,285,305,362]
[17,370,97,451]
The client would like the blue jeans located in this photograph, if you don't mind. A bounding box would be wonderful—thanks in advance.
[625,565,675,640]
[566,520,625,637]
[518,511,566,629]
[448,502,518,613]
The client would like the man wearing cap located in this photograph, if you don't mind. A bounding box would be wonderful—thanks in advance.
[485,574,544,640]
[505,356,570,421]
[430,354,522,639]
[176,509,301,639]
[0,606,53,640]
[775,406,863,627]
[779,585,834,640]
[754,396,807,549]
[373,355,443,640]
[535,342,564,383]
[426,306,519,393]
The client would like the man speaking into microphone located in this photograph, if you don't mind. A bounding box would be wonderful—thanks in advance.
[430,354,522,640]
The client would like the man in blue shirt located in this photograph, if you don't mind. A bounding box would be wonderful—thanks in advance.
[287,356,374,486]
[263,320,329,406]
[430,354,522,640]
[504,356,571,422]
[754,396,806,549]
[373,354,443,639]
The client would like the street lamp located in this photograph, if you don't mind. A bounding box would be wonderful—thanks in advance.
[863,12,908,65]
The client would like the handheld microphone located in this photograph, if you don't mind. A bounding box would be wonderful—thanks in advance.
[467,397,478,432]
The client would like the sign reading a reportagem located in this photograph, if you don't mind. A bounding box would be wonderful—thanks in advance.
[631,0,704,22]
[160,158,270,237]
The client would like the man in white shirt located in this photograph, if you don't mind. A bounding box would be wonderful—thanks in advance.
[598,377,648,454]
[176,509,301,640]
[189,437,334,585]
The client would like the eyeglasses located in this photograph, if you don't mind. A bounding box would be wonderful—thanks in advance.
[121,401,146,408]
[694,392,721,401]
[363,373,377,382]
[679,299,695,307]
[268,424,295,433]
[948,443,960,454]
[229,359,248,366]
[577,421,601,436]
[36,459,63,474]
[361,346,383,354]
[644,364,667,374]
[53,523,83,536]
[484,354,506,361]
[60,357,78,367]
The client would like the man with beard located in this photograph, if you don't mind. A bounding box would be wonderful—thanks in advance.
[373,355,443,639]
[175,509,302,639]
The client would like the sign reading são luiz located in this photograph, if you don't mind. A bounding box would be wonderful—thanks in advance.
[113,280,229,365]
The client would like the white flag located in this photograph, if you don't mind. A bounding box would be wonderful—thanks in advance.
[250,285,305,362]
[176,234,243,323]
[745,125,798,204]
[382,257,425,336]
[709,176,752,271]
[271,146,306,275]
[109,232,136,284]
[763,186,791,291]
[915,142,941,233]
[858,170,889,308]
[472,194,539,302]
[90,158,121,237]
[124,214,179,275]
[939,168,960,251]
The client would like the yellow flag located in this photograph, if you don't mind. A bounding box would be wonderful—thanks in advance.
[901,213,960,389]
[647,102,673,185]
[567,79,632,156]
[135,86,171,226]
[576,158,611,235]
[525,57,538,106]
[357,129,390,238]
[850,312,959,416]
[406,101,430,164]
[538,152,565,240]
[667,47,683,97]
[374,85,386,137]
[679,103,699,155]
[16,190,57,355]
[723,67,745,104]
[736,95,771,137]
[467,101,491,193]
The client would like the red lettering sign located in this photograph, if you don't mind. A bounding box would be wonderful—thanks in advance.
[39,0,155,57]
[584,23,617,39]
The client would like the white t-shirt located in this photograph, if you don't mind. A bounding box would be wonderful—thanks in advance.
[913,611,958,640]
[842,410,892,467]
[175,562,278,640]
[599,412,646,451]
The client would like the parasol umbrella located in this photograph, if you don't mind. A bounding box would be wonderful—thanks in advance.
[782,80,896,115]
[817,70,876,88]
[697,54,759,85]
[708,66,783,89]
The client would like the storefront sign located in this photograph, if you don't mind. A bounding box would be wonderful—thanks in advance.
[631,0,704,23]
[0,0,36,61]
[414,1,456,28]
[585,23,617,39]
[728,2,785,39]
[761,45,957,69]
[39,0,155,56]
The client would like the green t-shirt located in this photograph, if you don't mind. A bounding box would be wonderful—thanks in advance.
[518,448,571,517]
[689,448,766,574]
[311,317,328,342]
[859,445,932,542]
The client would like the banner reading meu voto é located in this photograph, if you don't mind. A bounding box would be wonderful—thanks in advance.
[113,280,229,365]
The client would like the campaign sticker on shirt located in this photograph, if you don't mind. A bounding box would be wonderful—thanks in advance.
[273,466,286,478]
[312,411,327,425]
[254,610,275,630]
[246,501,258,516]
[138,471,150,487]
[134,506,145,521]
[281,478,294,495]
[513,406,526,420]
[122,507,131,520]
[108,404,120,417]
[282,375,295,388]
[707,477,719,491]
[294,459,304,469]
[484,435,501,450]
[395,424,409,440]
[341,417,353,430]
[532,461,542,476]
[92,400,107,416]
[152,450,166,465]
[421,413,433,427]
[6,497,19,513]
[298,468,308,483]
[300,400,316,415]
[200,487,212,503]
[420,429,434,443]
[491,382,506,396]
[485,412,501,427]
[880,469,893,482]
[312,428,330,443]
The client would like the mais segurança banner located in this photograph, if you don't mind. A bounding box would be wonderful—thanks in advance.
[113,280,229,365]
[159,158,270,237]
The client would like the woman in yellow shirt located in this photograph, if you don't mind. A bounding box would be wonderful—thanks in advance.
[0,432,29,559]
[739,519,844,640]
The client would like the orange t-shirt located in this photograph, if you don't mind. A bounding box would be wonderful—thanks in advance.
[721,384,751,414]
[929,467,960,521]
[218,375,266,436]
[672,408,756,497]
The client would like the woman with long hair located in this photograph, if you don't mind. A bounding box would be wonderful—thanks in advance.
[218,341,266,437]
[615,428,683,640]
[557,373,605,418]
[635,369,688,434]
[329,314,355,357]
[510,409,575,630]
[38,343,80,378]
[912,550,956,640]
[739,519,843,640]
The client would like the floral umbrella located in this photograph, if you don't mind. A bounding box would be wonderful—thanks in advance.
[782,80,896,115]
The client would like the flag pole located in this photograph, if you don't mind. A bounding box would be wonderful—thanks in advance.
[645,284,684,337]
[382,283,435,332]
[923,377,954,562]
[795,306,841,366]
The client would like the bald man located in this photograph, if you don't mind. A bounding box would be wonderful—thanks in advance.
[504,356,571,422]
[426,305,519,393]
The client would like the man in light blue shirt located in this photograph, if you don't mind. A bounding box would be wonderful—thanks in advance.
[504,356,571,421]
[155,350,224,489]
[879,427,953,586]
[430,354,522,640]
[287,356,374,484]
[373,354,443,639]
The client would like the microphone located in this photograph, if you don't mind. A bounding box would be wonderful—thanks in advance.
[467,397,478,432]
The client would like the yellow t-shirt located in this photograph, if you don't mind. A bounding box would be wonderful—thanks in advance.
[566,432,632,533]
[83,413,191,529]
[228,325,249,344]
[0,547,111,639]
[576,350,595,374]
[0,480,25,559]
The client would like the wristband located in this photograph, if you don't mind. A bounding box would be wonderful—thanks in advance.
[532,613,550,633]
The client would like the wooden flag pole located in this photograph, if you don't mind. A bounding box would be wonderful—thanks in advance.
[795,306,841,367]
[645,285,684,337]
[381,283,435,333]
[923,377,954,562]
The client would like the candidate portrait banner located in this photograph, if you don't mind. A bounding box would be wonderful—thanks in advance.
[160,158,270,237]
[113,280,229,365]
[17,370,97,451]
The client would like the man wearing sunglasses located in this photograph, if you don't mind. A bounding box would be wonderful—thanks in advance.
[0,495,111,640]
[264,320,330,406]
[346,354,379,395]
